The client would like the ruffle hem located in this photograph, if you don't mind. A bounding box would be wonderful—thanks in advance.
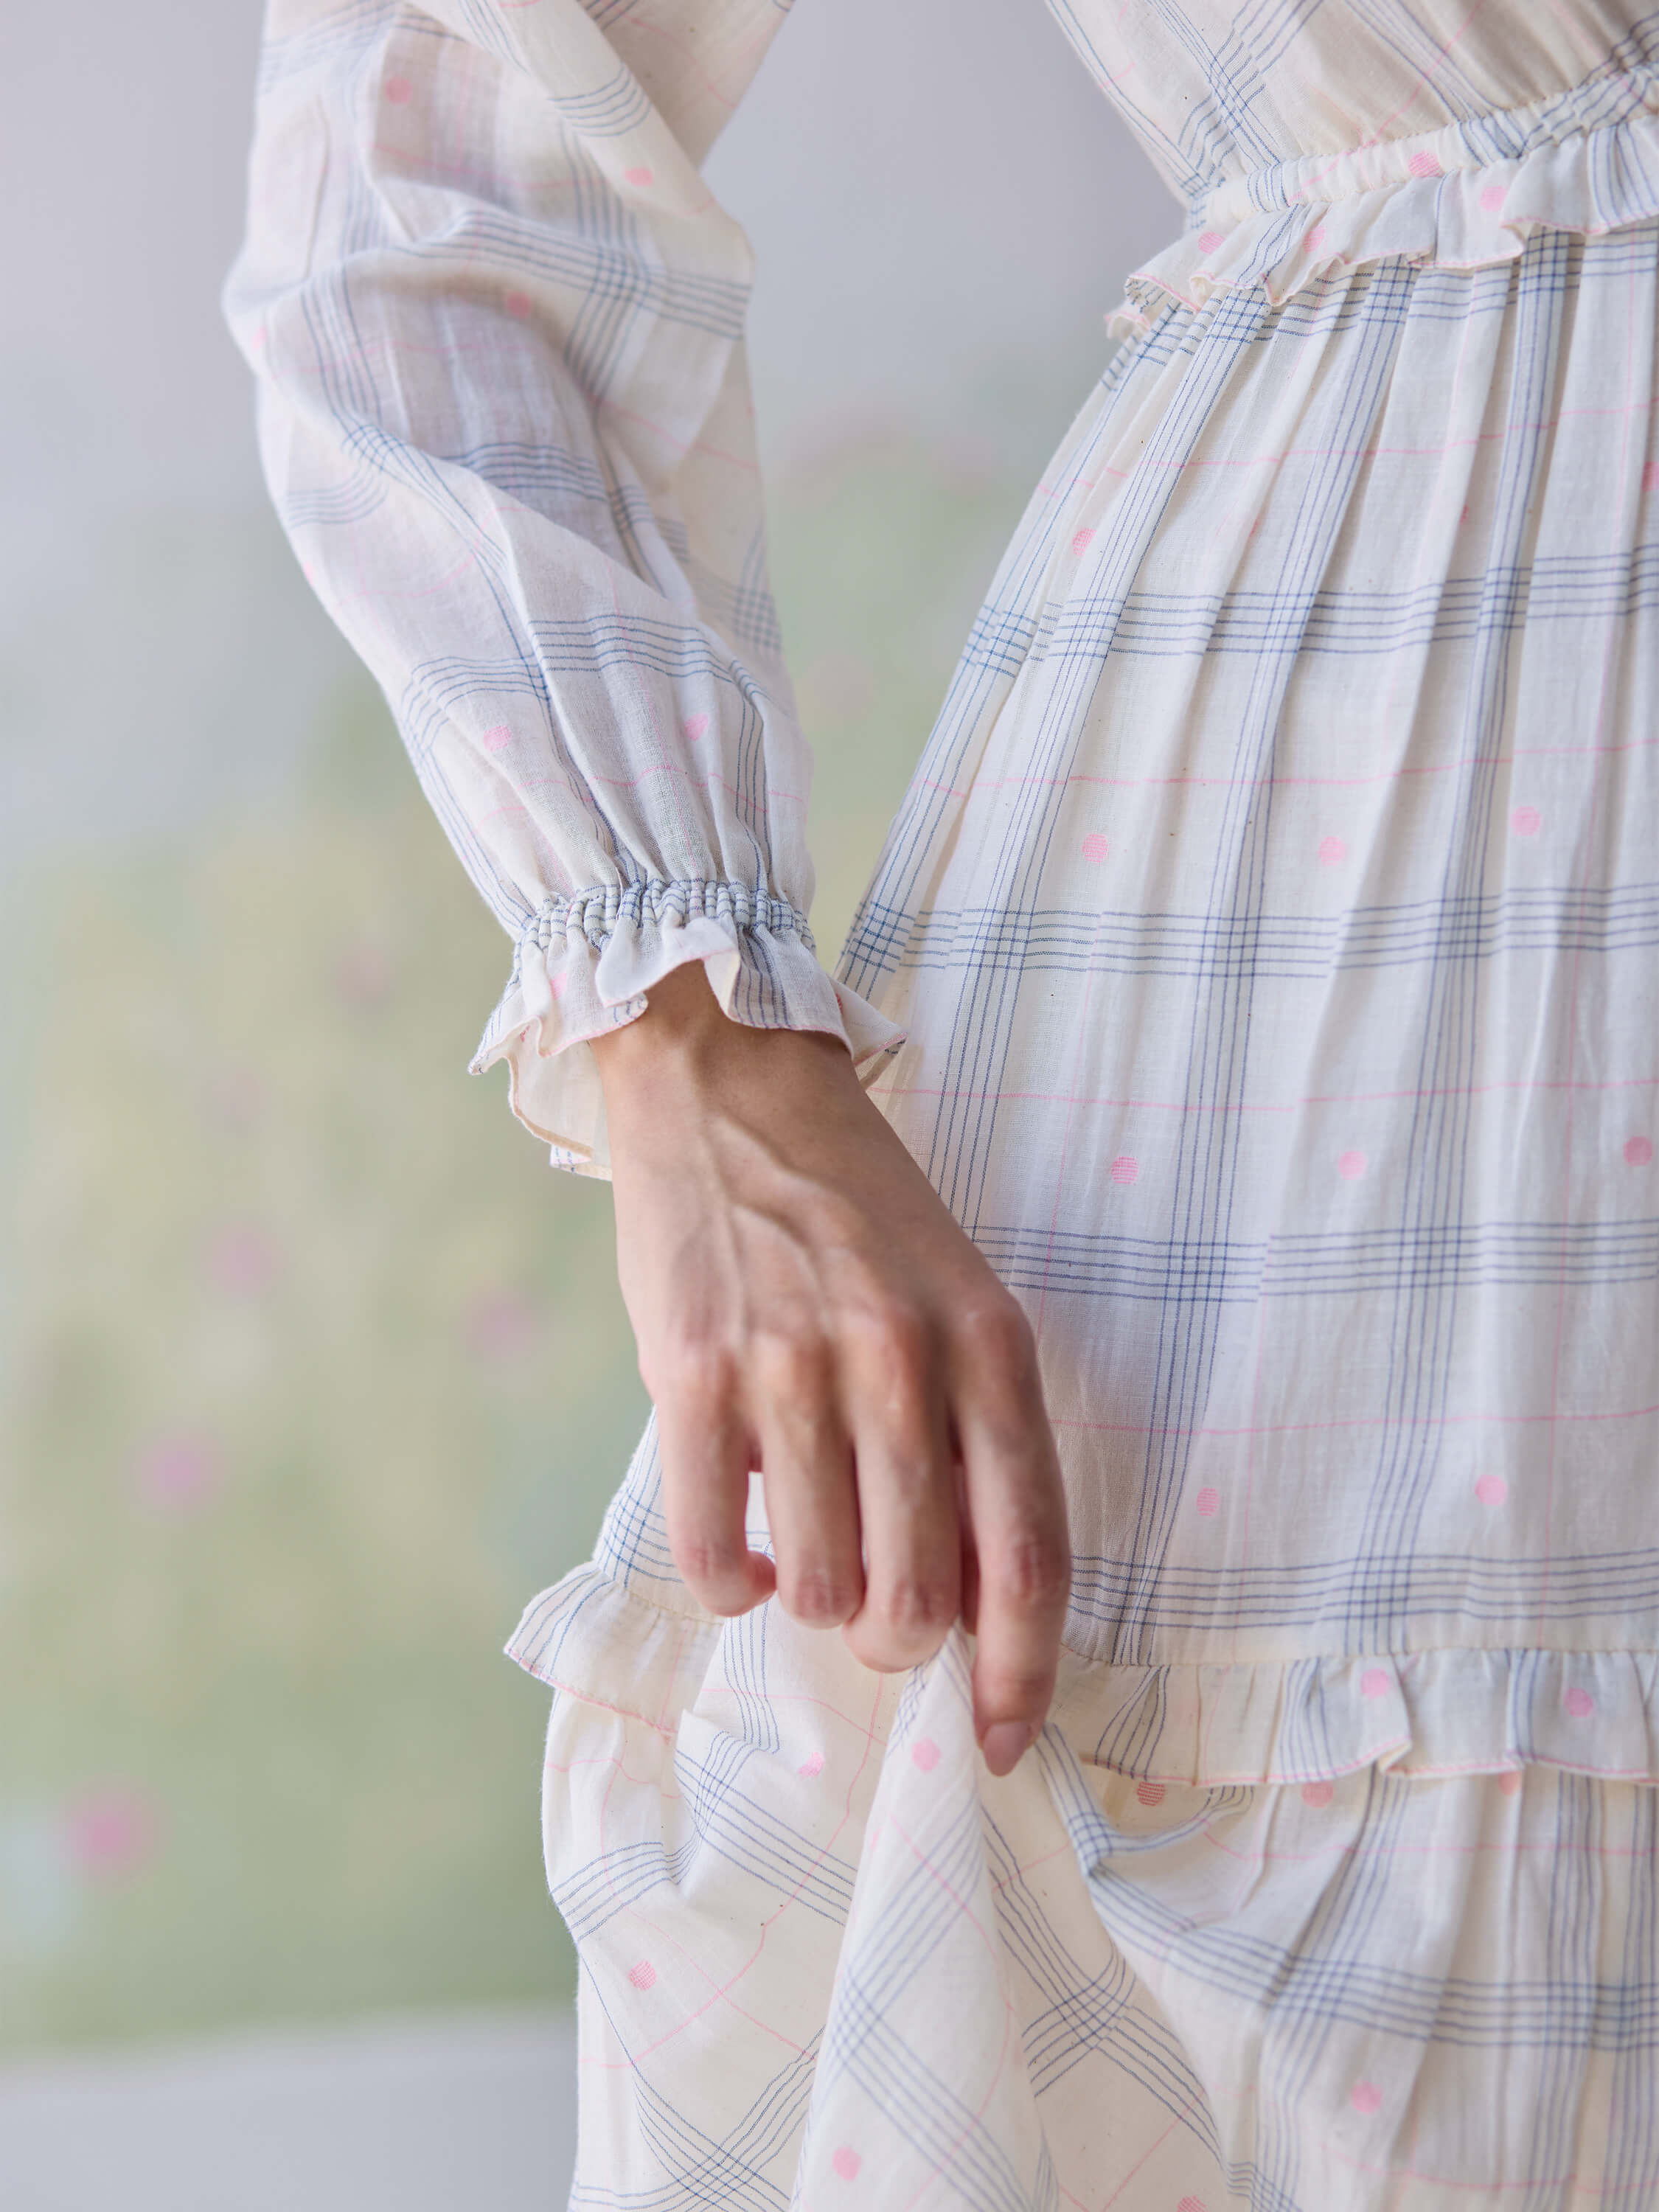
[508,1562,1659,1789]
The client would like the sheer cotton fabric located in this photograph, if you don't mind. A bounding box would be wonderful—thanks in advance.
[226,0,902,1173]
[231,2,1659,2204]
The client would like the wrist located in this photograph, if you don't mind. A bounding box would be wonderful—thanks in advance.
[591,958,854,1101]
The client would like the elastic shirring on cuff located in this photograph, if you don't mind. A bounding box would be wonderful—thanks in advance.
[515,878,814,1017]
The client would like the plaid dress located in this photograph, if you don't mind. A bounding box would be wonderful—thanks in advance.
[231,2,1659,2202]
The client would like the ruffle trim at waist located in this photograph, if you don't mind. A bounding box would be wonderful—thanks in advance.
[507,1563,1659,1788]
[1113,64,1659,332]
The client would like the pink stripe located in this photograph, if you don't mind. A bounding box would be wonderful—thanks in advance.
[1050,1398,1659,1441]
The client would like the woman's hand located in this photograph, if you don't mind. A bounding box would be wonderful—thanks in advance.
[589,961,1071,1775]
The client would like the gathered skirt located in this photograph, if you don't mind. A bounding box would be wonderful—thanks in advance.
[512,210,1659,2207]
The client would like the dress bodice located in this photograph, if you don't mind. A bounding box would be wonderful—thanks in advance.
[1048,0,1656,206]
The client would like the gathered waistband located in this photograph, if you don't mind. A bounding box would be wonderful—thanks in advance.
[1113,48,1659,334]
[1194,50,1659,226]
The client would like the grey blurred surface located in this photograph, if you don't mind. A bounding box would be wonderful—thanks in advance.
[0,2011,577,2211]
[711,0,1174,464]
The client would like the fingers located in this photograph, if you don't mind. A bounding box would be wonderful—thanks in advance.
[952,1300,1071,1776]
[755,1339,864,1629]
[839,1307,961,1673]
[649,1227,1062,1777]
[658,1371,775,1617]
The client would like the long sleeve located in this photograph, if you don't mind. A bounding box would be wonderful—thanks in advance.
[224,0,902,1174]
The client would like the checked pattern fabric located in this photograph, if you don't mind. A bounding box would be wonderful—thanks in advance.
[232,0,1659,2202]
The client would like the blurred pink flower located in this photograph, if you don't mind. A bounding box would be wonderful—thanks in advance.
[206,1068,267,1133]
[133,1434,223,1513]
[335,942,394,1006]
[63,1787,160,1882]
[206,1224,279,1295]
[465,1290,540,1363]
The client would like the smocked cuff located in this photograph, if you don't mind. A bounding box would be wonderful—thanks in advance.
[470,879,906,1175]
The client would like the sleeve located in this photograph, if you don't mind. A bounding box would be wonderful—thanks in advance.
[223,0,903,1175]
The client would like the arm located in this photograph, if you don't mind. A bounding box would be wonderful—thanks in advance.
[229,0,1069,1761]
[226,0,900,1169]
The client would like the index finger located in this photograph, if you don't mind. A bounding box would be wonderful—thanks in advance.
[950,1310,1071,1776]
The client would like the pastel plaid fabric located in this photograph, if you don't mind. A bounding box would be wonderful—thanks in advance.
[227,0,902,1174]
[229,1,1659,2202]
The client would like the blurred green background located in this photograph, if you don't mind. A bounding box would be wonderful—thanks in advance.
[0,435,1047,2047]
[0,0,1166,2059]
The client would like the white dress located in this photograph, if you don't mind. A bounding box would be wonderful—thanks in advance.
[231,3,1659,2202]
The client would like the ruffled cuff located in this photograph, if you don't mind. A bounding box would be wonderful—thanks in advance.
[470,878,906,1175]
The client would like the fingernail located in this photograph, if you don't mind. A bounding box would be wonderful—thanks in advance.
[981,1721,1033,1776]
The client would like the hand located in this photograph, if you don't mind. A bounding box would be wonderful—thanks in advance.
[588,960,1071,1775]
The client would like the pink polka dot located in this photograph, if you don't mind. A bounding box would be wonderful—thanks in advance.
[1317,834,1346,867]
[1644,461,1659,493]
[1407,150,1443,178]
[1565,1687,1595,1719]
[1360,1667,1392,1700]
[383,74,413,104]
[505,289,532,319]
[911,1739,941,1773]
[1195,1486,1220,1518]
[681,712,710,741]
[1197,230,1222,254]
[1082,831,1110,863]
[1110,1153,1138,1185]
[1350,2080,1384,2115]
[1480,183,1506,213]
[832,2148,862,2182]
[1475,1473,1508,1506]
[482,724,513,752]
[1135,1778,1166,1807]
[1338,1150,1367,1180]
[1304,223,1326,250]
[1071,526,1096,556]
[1512,804,1542,837]
[1498,1768,1523,1795]
[627,1960,657,1990]
[624,165,654,187]
[798,1750,824,1778]
[1624,1135,1653,1167]
[1301,1780,1334,1809]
